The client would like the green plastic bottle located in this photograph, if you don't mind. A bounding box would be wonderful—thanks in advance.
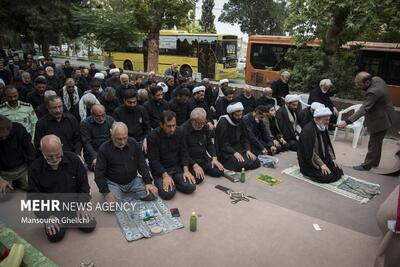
[240,168,245,183]
[190,212,197,232]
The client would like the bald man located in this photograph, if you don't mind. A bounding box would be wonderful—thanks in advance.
[256,87,276,107]
[115,73,135,103]
[80,104,114,171]
[95,122,158,205]
[236,85,256,114]
[338,72,395,171]
[28,135,96,243]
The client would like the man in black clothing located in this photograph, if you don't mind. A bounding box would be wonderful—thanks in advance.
[236,85,256,115]
[298,102,325,128]
[0,115,35,195]
[188,86,214,130]
[168,88,191,126]
[147,111,197,200]
[243,105,277,155]
[87,79,104,100]
[106,68,121,89]
[88,63,99,78]
[137,89,148,106]
[95,122,158,205]
[215,87,235,118]
[17,72,33,102]
[272,71,290,106]
[113,89,150,145]
[298,107,343,183]
[256,87,276,107]
[28,135,96,243]
[73,69,89,92]
[100,87,119,116]
[58,78,83,122]
[34,95,82,156]
[26,76,47,110]
[81,104,114,171]
[144,84,169,129]
[45,66,62,92]
[62,61,74,78]
[215,102,260,171]
[116,73,135,103]
[182,108,224,178]
[0,60,12,85]
[203,78,218,112]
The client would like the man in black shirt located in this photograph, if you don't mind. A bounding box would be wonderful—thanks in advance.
[188,86,214,130]
[113,89,150,145]
[17,72,33,102]
[34,95,82,156]
[147,111,196,200]
[236,85,256,115]
[256,87,276,107]
[182,108,224,178]
[28,135,96,243]
[116,73,136,103]
[215,87,235,118]
[26,76,47,110]
[168,88,191,126]
[0,116,35,195]
[81,104,114,171]
[95,122,158,205]
[99,87,120,116]
[144,84,169,129]
[272,71,290,106]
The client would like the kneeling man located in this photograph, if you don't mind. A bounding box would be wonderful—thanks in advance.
[297,107,343,183]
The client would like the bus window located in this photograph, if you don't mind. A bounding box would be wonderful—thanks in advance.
[386,54,400,86]
[358,51,385,77]
[250,44,289,71]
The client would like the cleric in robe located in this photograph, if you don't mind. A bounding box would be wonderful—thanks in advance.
[297,107,343,183]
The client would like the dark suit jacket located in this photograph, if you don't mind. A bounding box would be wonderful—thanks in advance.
[347,77,395,134]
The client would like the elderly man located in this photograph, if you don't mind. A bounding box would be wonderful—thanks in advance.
[164,63,182,85]
[116,73,135,103]
[18,71,33,101]
[28,135,96,243]
[168,88,191,126]
[256,87,276,107]
[81,105,114,171]
[298,107,343,183]
[0,115,35,195]
[99,87,119,116]
[147,111,196,200]
[298,102,325,128]
[35,90,69,119]
[338,72,395,171]
[87,79,104,100]
[58,78,83,121]
[95,122,158,204]
[26,76,48,110]
[203,78,218,111]
[215,102,260,171]
[215,87,235,118]
[45,66,62,91]
[236,85,256,114]
[272,71,290,106]
[243,105,276,156]
[113,89,150,144]
[308,79,339,127]
[144,83,169,129]
[276,94,302,151]
[0,85,37,136]
[182,108,224,178]
[34,95,82,155]
[106,68,121,89]
[218,79,229,97]
[189,86,215,128]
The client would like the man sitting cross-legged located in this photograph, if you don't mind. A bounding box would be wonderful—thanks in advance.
[95,122,158,205]
[147,111,197,200]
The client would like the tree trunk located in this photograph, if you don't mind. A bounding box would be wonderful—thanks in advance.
[147,26,161,73]
[323,8,350,55]
[41,38,50,58]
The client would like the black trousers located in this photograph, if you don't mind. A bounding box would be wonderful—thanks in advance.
[363,129,387,168]
[190,159,224,178]
[45,215,96,243]
[154,171,198,200]
[287,140,298,151]
[219,152,261,172]
[300,161,343,184]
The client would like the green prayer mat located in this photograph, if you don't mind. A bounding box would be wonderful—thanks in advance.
[282,165,380,203]
[256,174,283,186]
[0,223,57,267]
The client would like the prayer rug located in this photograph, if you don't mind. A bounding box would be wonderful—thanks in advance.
[115,197,184,242]
[282,165,380,203]
[256,174,283,186]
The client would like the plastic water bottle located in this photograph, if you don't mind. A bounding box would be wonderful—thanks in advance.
[240,168,245,183]
[190,212,197,232]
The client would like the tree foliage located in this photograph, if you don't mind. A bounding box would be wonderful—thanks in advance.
[199,0,216,33]
[219,0,287,35]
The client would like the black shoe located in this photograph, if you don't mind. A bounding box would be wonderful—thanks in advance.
[352,164,370,171]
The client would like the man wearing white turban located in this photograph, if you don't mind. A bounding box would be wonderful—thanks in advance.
[297,107,343,183]
[215,102,260,171]
[297,102,325,128]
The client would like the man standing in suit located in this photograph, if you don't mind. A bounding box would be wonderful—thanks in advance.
[338,72,395,171]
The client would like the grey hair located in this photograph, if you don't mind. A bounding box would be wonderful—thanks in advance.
[319,79,332,87]
[202,78,210,83]
[110,122,128,137]
[137,89,148,96]
[44,90,57,101]
[104,87,116,96]
[40,135,62,150]
[190,107,207,120]
[281,71,290,78]
[0,115,12,131]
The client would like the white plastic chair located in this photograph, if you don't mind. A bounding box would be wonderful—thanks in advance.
[333,104,365,148]
[299,94,310,109]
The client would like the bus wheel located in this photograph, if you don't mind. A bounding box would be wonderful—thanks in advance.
[180,65,192,77]
[123,60,133,71]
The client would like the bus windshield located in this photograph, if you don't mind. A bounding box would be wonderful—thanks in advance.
[218,41,237,61]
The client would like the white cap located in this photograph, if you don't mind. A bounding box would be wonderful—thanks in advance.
[157,82,168,93]
[285,94,300,103]
[227,102,244,114]
[38,56,45,60]
[109,68,120,74]
[94,72,105,80]
[313,107,332,118]
[310,102,325,110]
[0,78,4,86]
[219,79,229,85]
[193,86,206,94]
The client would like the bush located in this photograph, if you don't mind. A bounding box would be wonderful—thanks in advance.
[285,47,363,100]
